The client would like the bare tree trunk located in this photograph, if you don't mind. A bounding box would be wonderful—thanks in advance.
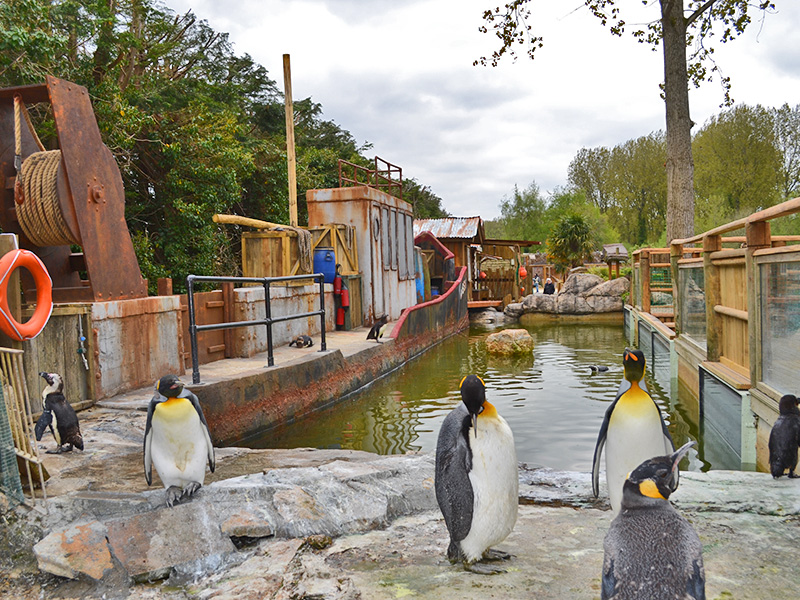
[661,0,694,242]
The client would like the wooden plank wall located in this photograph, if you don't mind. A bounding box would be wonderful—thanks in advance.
[717,260,749,376]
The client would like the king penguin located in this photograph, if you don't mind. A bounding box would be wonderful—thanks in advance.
[601,441,704,600]
[144,374,215,507]
[434,374,518,574]
[768,394,800,478]
[592,348,674,514]
[34,372,84,454]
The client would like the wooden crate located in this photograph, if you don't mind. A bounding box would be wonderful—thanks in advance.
[310,224,359,276]
[242,230,310,279]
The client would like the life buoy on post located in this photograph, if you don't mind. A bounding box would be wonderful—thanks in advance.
[0,249,53,341]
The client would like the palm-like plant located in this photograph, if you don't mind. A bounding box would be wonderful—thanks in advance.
[546,214,596,273]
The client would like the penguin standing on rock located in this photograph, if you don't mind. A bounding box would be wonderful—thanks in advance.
[592,348,675,514]
[34,372,83,453]
[366,315,390,343]
[601,441,704,600]
[768,394,800,478]
[144,374,215,507]
[434,375,518,574]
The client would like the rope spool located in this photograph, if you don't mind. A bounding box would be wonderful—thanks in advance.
[13,97,78,248]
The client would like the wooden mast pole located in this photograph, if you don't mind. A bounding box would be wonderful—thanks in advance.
[283,54,298,227]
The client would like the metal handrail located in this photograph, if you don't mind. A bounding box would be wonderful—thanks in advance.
[186,273,327,384]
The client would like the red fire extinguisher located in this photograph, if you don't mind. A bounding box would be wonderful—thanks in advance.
[341,287,350,308]
[334,274,342,296]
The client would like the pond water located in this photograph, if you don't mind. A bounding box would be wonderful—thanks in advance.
[244,321,711,473]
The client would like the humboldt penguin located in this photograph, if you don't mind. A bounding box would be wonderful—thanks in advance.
[592,348,674,514]
[366,314,390,343]
[144,374,215,507]
[434,374,518,574]
[601,441,704,600]
[768,394,800,478]
[34,372,83,453]
[289,334,314,348]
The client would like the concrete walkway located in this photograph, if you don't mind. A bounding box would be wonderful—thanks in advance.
[3,324,800,599]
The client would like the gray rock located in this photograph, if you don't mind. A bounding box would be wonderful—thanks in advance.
[560,272,604,295]
[523,293,558,313]
[485,329,535,355]
[503,302,524,318]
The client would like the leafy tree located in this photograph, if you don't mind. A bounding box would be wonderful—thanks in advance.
[546,214,596,272]
[774,103,800,200]
[475,0,778,242]
[404,178,450,219]
[548,188,619,247]
[693,104,781,214]
[568,146,612,213]
[497,182,548,245]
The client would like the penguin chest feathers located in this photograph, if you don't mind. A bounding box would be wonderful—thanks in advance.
[459,406,518,562]
[151,398,204,473]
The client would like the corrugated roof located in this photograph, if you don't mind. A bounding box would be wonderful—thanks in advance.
[413,217,483,240]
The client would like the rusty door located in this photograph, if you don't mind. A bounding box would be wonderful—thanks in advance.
[179,287,233,368]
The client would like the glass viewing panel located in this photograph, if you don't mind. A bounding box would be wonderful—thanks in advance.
[761,259,800,393]
[679,266,707,349]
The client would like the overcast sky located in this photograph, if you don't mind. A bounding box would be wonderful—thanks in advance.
[166,0,800,220]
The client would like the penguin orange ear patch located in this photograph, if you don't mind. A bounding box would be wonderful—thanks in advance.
[476,375,485,386]
[638,479,665,500]
[459,376,467,389]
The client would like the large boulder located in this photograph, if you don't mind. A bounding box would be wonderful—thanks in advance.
[510,272,630,318]
[485,329,535,356]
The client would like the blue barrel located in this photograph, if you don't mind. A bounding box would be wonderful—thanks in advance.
[313,247,336,283]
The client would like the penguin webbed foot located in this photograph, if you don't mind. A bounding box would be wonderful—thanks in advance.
[165,486,183,508]
[182,481,202,498]
[482,548,514,561]
[45,444,72,454]
[788,472,800,479]
[465,561,507,575]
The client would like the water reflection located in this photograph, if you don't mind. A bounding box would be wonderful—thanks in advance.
[244,322,709,472]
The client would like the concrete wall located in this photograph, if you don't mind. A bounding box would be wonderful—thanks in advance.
[307,186,415,325]
[229,284,335,357]
[90,296,182,399]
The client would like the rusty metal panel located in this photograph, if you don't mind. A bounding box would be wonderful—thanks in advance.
[180,290,228,368]
[413,217,483,240]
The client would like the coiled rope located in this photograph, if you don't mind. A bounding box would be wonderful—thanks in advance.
[13,96,78,247]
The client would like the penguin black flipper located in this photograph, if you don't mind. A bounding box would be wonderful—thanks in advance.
[182,389,215,473]
[592,397,617,498]
[434,404,474,560]
[143,393,158,486]
[687,559,707,600]
[34,408,53,441]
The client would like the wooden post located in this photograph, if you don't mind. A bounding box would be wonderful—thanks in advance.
[746,221,771,384]
[0,234,21,349]
[670,243,683,334]
[641,250,651,313]
[703,235,722,362]
[283,54,298,227]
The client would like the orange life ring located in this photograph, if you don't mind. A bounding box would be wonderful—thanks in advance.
[0,249,53,341]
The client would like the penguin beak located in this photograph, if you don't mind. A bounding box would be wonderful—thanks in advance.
[472,412,478,436]
[670,441,696,480]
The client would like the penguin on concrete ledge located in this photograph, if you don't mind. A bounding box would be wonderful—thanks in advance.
[434,374,518,574]
[366,315,390,343]
[601,441,704,600]
[35,372,84,454]
[144,374,215,507]
[289,334,314,348]
[768,394,800,478]
[592,348,675,514]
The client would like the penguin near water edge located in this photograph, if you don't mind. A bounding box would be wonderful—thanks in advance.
[34,372,83,454]
[434,374,518,574]
[144,374,215,507]
[592,348,675,514]
[366,314,390,343]
[601,441,705,600]
[768,394,800,478]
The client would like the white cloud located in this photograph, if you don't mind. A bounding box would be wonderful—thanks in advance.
[168,0,800,220]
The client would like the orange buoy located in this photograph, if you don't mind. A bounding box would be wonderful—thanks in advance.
[479,271,487,279]
[519,266,528,279]
[0,249,53,340]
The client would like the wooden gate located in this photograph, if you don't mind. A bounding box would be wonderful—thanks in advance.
[179,284,234,369]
